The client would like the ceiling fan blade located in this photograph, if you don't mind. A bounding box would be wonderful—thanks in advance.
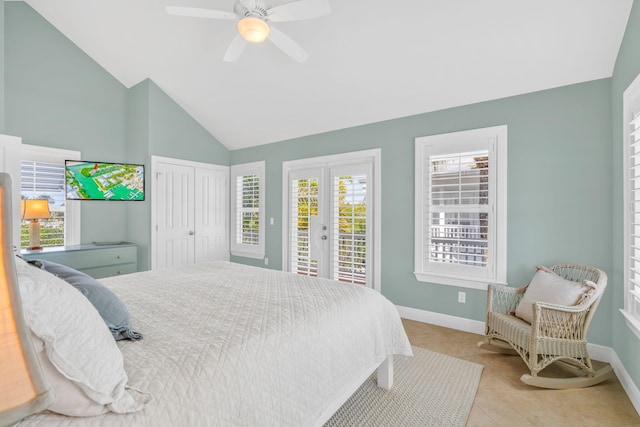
[166,6,237,20]
[223,34,249,62]
[239,0,256,11]
[267,0,331,22]
[268,26,309,62]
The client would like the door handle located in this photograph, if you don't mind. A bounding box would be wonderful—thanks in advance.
[188,231,195,236]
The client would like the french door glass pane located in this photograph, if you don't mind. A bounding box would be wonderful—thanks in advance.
[332,175,367,285]
[290,178,319,277]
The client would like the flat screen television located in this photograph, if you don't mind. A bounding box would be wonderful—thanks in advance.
[65,160,145,201]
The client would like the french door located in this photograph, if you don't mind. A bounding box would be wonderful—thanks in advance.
[283,150,380,289]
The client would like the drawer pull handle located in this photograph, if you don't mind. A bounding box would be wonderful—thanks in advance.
[116,255,121,259]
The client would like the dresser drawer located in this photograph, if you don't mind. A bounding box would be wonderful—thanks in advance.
[27,247,136,269]
[81,263,137,279]
[21,244,138,279]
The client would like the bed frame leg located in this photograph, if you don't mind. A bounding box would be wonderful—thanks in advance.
[377,355,393,390]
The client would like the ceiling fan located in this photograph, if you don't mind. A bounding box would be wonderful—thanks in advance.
[166,0,331,63]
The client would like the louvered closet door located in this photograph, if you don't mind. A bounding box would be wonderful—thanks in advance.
[287,162,372,287]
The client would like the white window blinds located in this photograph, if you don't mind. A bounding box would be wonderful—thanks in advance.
[290,177,319,277]
[20,160,66,248]
[236,174,260,246]
[230,161,265,259]
[428,151,489,268]
[626,109,640,331]
[332,174,367,285]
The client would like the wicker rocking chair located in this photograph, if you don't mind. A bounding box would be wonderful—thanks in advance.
[478,264,614,389]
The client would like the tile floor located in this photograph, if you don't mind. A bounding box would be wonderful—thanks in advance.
[402,319,640,427]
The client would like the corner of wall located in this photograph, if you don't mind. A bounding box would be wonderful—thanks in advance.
[124,79,152,271]
[146,79,230,165]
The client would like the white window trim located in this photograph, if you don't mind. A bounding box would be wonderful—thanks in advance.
[230,161,265,259]
[622,72,640,340]
[414,126,507,290]
[21,144,81,246]
[281,149,382,292]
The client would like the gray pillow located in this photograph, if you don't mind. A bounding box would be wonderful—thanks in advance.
[27,259,142,341]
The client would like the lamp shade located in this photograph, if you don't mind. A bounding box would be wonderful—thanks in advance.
[21,199,52,221]
[237,17,270,43]
[0,174,54,425]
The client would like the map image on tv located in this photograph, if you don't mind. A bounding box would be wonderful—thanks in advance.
[65,161,144,201]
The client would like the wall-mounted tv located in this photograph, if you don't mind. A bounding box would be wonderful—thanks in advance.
[65,160,145,201]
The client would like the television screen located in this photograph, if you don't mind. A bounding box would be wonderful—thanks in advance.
[65,160,145,201]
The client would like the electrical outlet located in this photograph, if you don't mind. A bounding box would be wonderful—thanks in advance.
[264,257,269,266]
[458,291,466,304]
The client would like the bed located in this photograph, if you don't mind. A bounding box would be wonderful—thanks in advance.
[17,258,413,426]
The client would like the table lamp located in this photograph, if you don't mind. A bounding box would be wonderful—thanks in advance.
[20,199,52,250]
[0,174,54,426]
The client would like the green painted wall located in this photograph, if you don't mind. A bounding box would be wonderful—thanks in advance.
[124,79,229,271]
[612,0,640,391]
[147,80,229,164]
[4,2,229,271]
[231,79,614,346]
[5,2,130,244]
[125,80,152,270]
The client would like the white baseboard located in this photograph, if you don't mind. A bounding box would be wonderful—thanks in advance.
[396,305,640,416]
[608,348,640,416]
[396,305,485,335]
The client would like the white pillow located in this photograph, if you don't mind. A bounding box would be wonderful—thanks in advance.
[15,256,148,416]
[29,332,109,416]
[515,265,595,324]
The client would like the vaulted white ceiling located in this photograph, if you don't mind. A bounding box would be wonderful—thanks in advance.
[20,0,633,150]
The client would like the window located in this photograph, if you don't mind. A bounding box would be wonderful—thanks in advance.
[414,126,507,289]
[623,73,640,339]
[20,145,81,248]
[230,161,265,259]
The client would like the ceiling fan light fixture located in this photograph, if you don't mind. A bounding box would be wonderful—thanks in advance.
[237,17,270,43]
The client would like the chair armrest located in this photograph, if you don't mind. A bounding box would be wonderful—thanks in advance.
[487,284,526,315]
[531,301,591,340]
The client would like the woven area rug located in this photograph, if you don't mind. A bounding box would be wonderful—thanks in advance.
[324,346,484,427]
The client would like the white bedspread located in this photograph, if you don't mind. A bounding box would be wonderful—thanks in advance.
[21,261,412,426]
